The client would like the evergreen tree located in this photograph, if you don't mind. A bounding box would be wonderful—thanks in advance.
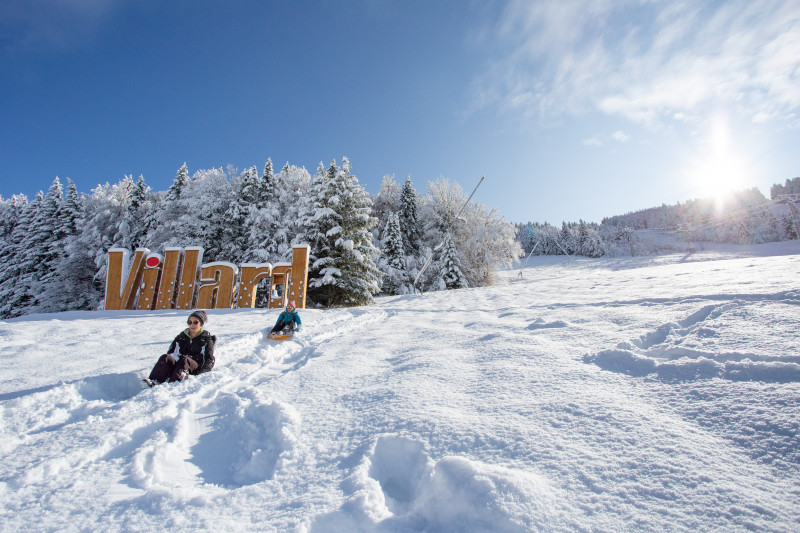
[147,163,191,248]
[300,158,381,306]
[20,178,64,312]
[259,158,276,208]
[436,234,468,290]
[0,192,43,317]
[0,195,29,318]
[174,166,233,262]
[276,163,311,260]
[220,166,259,263]
[559,222,574,255]
[128,175,152,248]
[167,163,190,202]
[399,176,422,255]
[112,175,137,250]
[39,179,84,312]
[378,212,409,295]
[61,184,124,311]
[246,159,281,264]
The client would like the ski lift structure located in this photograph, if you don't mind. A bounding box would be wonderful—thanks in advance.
[413,176,485,294]
[517,224,573,278]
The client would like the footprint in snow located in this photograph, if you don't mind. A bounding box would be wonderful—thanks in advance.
[311,435,558,531]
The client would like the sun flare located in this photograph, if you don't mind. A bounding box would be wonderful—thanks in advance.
[684,114,751,201]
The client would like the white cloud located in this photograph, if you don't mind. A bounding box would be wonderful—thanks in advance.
[611,131,630,142]
[582,137,603,147]
[471,0,800,129]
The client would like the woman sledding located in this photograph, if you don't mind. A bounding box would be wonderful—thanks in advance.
[144,310,216,386]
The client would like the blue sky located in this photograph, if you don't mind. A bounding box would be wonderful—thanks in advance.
[1,0,798,224]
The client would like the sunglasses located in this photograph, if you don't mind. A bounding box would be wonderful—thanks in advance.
[187,319,201,325]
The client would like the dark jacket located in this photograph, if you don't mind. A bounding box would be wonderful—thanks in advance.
[167,329,216,374]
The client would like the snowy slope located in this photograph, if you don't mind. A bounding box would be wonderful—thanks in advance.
[1,242,799,532]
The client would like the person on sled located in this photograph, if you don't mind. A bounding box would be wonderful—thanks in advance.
[144,310,216,386]
[270,300,302,334]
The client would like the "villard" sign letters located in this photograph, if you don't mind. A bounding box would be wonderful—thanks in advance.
[104,244,310,311]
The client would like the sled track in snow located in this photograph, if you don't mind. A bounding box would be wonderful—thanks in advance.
[0,307,388,500]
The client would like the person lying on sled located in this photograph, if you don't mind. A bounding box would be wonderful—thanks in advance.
[144,310,216,386]
[270,300,302,334]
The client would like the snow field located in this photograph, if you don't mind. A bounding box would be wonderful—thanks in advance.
[0,245,799,531]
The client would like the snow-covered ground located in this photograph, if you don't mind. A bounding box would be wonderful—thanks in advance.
[1,241,799,532]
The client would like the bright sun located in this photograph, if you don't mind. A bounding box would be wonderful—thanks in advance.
[684,114,751,200]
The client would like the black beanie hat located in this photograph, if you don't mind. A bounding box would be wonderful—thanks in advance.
[189,310,208,325]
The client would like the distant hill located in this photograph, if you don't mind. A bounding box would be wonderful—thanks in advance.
[516,178,800,258]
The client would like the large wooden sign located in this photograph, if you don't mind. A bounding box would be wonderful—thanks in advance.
[104,245,310,311]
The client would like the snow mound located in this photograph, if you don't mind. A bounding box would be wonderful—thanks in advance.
[311,435,559,532]
[585,296,800,382]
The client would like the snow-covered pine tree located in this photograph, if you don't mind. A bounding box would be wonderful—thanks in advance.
[0,194,27,263]
[399,176,422,255]
[275,163,311,261]
[0,195,25,243]
[39,178,84,312]
[219,166,259,263]
[559,222,574,255]
[18,178,65,313]
[258,159,276,209]
[176,166,234,262]
[0,194,30,318]
[378,211,410,295]
[147,163,191,248]
[72,181,148,310]
[0,188,53,317]
[297,161,336,299]
[128,175,153,248]
[169,163,190,202]
[239,158,283,306]
[300,158,381,306]
[246,159,281,263]
[111,175,137,251]
[435,234,468,290]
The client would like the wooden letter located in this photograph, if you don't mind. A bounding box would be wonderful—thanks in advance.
[237,263,272,308]
[288,244,310,309]
[155,248,182,310]
[197,262,238,309]
[105,248,149,310]
[137,253,163,310]
[175,247,203,310]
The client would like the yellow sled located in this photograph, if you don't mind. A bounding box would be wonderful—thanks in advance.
[268,332,294,341]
